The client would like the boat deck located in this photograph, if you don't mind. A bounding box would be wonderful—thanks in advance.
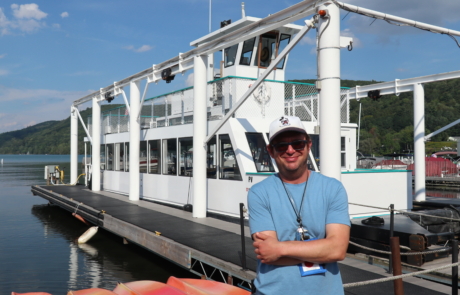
[31,185,452,294]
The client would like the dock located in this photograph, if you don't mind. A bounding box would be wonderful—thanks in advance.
[31,185,454,294]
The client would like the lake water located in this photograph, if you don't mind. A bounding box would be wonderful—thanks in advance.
[0,154,192,294]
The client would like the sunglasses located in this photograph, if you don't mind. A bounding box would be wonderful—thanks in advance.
[271,140,309,153]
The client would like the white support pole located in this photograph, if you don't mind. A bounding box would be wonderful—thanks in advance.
[318,2,341,180]
[193,54,208,218]
[129,80,141,201]
[92,97,101,191]
[413,83,426,202]
[70,105,78,184]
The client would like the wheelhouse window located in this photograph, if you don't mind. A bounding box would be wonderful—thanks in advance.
[179,137,193,176]
[219,134,242,180]
[246,133,275,172]
[276,34,291,69]
[100,144,106,170]
[106,144,114,171]
[163,138,177,175]
[341,137,346,168]
[207,136,217,179]
[115,143,124,171]
[256,32,278,68]
[140,141,147,173]
[148,140,161,174]
[240,38,256,66]
[224,44,239,67]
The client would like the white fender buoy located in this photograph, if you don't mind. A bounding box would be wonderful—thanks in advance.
[77,226,98,244]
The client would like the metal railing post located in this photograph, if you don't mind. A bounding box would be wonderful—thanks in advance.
[453,239,458,295]
[389,204,395,274]
[390,236,404,295]
[239,203,248,270]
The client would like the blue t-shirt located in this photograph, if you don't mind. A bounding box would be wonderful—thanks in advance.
[248,171,350,295]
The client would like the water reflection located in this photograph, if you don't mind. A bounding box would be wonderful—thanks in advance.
[0,155,192,294]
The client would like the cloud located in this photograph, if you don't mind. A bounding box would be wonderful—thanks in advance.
[61,12,69,18]
[0,69,8,76]
[300,35,315,46]
[0,8,10,35]
[341,29,362,48]
[11,3,47,20]
[124,45,153,53]
[0,53,6,58]
[0,4,47,35]
[52,23,60,29]
[185,73,194,86]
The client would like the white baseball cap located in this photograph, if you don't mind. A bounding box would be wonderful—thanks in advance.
[268,116,307,143]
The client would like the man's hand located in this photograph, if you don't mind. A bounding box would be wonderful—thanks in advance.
[253,232,282,263]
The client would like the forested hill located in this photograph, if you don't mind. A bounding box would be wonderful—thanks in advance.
[1,78,459,155]
[0,105,122,155]
[292,78,460,155]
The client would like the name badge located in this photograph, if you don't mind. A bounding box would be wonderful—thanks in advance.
[298,238,327,276]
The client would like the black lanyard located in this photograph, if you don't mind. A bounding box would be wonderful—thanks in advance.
[281,176,308,229]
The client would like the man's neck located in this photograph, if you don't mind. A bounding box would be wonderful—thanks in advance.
[279,169,310,184]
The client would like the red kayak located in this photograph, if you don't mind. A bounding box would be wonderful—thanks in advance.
[12,277,250,295]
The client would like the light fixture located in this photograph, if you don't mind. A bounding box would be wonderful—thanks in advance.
[161,68,175,83]
[105,91,115,103]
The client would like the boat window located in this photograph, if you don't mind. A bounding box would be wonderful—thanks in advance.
[179,138,193,176]
[256,32,278,68]
[239,38,256,66]
[163,138,177,175]
[219,134,242,180]
[224,44,239,68]
[106,144,114,171]
[115,143,124,171]
[140,141,147,173]
[341,137,346,168]
[148,140,161,174]
[207,136,217,179]
[246,133,275,172]
[100,144,106,170]
[276,34,290,69]
[125,142,129,172]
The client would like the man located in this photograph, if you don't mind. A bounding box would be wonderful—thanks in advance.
[248,116,350,294]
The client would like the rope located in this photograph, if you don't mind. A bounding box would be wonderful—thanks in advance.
[74,202,82,214]
[343,261,460,288]
[349,202,460,222]
[349,240,452,256]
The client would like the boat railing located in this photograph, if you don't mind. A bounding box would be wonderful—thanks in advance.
[87,76,351,136]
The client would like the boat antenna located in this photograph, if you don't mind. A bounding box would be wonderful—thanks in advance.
[242,2,245,18]
[209,0,212,33]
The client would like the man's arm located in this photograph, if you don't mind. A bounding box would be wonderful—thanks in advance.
[252,230,303,266]
[253,223,350,265]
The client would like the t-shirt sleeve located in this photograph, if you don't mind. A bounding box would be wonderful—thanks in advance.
[326,181,351,226]
[248,186,276,235]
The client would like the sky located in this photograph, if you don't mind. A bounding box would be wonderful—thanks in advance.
[1,0,460,134]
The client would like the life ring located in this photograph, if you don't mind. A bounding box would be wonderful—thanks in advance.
[260,47,270,62]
